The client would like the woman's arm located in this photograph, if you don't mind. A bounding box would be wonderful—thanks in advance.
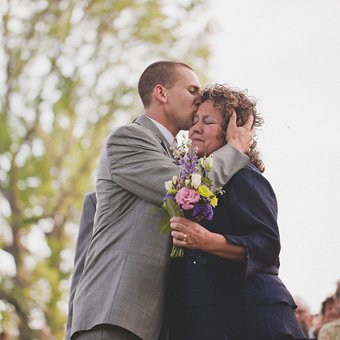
[224,165,280,276]
[170,165,280,276]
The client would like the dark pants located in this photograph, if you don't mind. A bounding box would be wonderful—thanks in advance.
[72,324,142,340]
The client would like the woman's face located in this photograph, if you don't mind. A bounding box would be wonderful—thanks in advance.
[189,100,225,157]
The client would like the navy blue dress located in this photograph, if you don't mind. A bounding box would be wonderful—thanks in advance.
[166,164,306,340]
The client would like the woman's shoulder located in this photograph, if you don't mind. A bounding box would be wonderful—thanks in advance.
[241,163,262,175]
[224,163,275,197]
[228,163,264,185]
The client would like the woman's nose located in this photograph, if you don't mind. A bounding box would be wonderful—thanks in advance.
[192,120,203,133]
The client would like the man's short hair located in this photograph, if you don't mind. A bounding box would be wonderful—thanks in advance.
[138,61,193,107]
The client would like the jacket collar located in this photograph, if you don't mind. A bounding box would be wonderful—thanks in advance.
[134,114,173,157]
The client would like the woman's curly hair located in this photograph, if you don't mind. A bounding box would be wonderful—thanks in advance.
[201,84,265,172]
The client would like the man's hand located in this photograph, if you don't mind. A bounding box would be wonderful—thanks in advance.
[226,111,254,153]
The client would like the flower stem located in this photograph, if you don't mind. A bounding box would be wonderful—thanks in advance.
[170,245,184,258]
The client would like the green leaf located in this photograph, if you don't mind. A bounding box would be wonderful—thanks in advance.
[159,214,171,234]
[164,198,184,218]
[150,207,168,215]
[160,198,184,234]
[201,176,212,186]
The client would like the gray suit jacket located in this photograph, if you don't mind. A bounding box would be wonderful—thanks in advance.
[70,115,249,340]
[66,192,97,340]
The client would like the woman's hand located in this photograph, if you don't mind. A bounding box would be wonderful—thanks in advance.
[170,216,211,250]
[170,216,247,262]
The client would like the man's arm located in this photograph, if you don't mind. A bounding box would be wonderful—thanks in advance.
[105,123,249,206]
[208,144,249,190]
[226,111,254,153]
[65,192,97,340]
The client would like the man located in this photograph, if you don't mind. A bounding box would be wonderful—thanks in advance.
[70,61,253,339]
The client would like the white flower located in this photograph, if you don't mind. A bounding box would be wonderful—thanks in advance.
[185,179,190,186]
[191,173,201,189]
[200,155,213,171]
[172,149,182,158]
[172,175,178,185]
[165,180,173,191]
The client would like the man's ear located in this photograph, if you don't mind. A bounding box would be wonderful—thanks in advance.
[153,84,167,103]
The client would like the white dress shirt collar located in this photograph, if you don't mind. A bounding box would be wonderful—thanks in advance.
[146,116,175,146]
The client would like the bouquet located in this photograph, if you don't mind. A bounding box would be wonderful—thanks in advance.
[159,139,224,257]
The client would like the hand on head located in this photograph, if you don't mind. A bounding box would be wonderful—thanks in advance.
[226,110,255,153]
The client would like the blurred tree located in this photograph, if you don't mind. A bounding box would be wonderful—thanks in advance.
[0,0,212,338]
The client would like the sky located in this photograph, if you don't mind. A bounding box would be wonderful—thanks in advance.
[208,0,340,314]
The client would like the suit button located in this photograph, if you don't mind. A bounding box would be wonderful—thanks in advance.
[193,261,196,264]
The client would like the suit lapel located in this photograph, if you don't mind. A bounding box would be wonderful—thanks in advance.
[134,114,173,158]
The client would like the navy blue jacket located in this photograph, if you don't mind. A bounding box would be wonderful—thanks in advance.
[168,164,296,308]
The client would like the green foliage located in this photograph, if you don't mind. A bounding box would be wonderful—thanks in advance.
[160,198,185,234]
[0,0,212,338]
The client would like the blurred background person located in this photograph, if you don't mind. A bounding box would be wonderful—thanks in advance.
[318,281,340,340]
[313,295,339,338]
[294,296,315,339]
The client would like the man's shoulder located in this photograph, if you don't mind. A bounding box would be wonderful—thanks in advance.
[101,121,164,157]
[107,121,157,141]
[110,121,144,135]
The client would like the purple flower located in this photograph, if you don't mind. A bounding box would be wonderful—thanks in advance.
[203,203,213,221]
[163,193,175,202]
[178,151,198,180]
[192,204,202,218]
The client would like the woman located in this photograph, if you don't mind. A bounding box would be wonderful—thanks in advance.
[166,84,305,340]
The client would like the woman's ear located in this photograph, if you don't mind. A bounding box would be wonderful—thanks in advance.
[153,84,167,103]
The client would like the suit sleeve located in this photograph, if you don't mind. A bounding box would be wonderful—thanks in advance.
[224,166,281,277]
[66,192,97,340]
[105,124,249,206]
